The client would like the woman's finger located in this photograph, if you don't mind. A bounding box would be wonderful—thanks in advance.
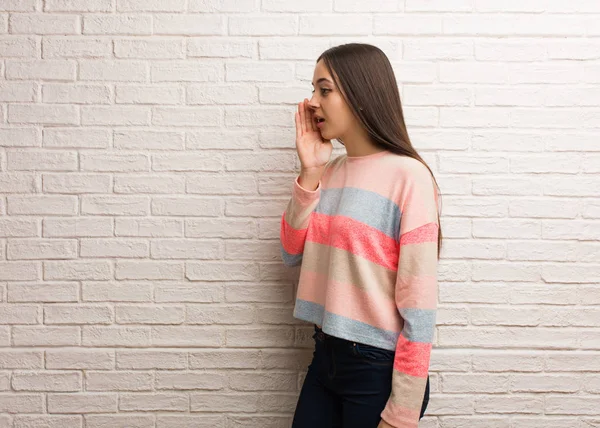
[295,111,301,141]
[307,103,316,133]
[299,100,307,134]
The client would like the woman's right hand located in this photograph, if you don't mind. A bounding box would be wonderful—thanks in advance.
[295,98,333,172]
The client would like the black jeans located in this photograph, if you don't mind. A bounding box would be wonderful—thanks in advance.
[292,325,429,428]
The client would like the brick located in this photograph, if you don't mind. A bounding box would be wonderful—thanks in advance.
[229,372,296,391]
[85,415,155,428]
[81,195,149,216]
[186,219,255,239]
[7,150,78,171]
[44,304,113,324]
[0,82,35,102]
[151,326,223,347]
[154,283,223,303]
[43,173,111,194]
[187,37,254,58]
[80,238,149,258]
[0,128,40,147]
[115,305,185,324]
[189,350,259,369]
[43,84,111,104]
[190,130,254,150]
[43,217,112,237]
[0,304,39,323]
[225,327,294,347]
[155,371,225,390]
[152,152,222,172]
[190,393,259,412]
[48,393,117,413]
[12,326,80,346]
[13,416,83,428]
[153,14,223,35]
[10,14,80,35]
[0,219,38,238]
[44,260,112,281]
[85,371,153,391]
[186,173,256,195]
[82,326,151,346]
[116,350,187,369]
[0,166,43,193]
[0,0,36,11]
[8,104,78,125]
[7,239,77,260]
[0,350,43,369]
[82,281,153,302]
[151,61,221,82]
[7,195,77,215]
[81,106,150,126]
[79,60,148,82]
[187,84,256,105]
[80,153,148,172]
[229,15,297,36]
[12,371,82,392]
[227,62,293,82]
[45,0,114,12]
[186,304,254,325]
[0,394,44,412]
[117,0,185,11]
[116,85,182,104]
[153,106,221,126]
[115,260,183,280]
[0,36,37,57]
[6,60,76,80]
[83,14,151,35]
[115,218,183,237]
[186,261,259,281]
[119,393,188,411]
[44,128,110,149]
[46,349,114,369]
[188,0,256,12]
[8,283,78,303]
[114,38,184,59]
[151,239,222,260]
[114,130,184,150]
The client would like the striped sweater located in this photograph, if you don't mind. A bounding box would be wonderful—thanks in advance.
[280,149,439,428]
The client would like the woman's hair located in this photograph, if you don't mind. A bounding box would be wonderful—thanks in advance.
[317,43,443,259]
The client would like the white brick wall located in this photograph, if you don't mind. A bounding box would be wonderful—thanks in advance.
[0,1,598,427]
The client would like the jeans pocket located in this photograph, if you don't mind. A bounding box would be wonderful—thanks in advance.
[354,342,395,363]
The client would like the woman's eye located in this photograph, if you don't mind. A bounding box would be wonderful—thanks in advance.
[311,89,329,95]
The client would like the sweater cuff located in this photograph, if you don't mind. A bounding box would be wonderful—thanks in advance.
[293,175,321,204]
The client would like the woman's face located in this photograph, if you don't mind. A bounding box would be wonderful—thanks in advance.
[308,59,357,144]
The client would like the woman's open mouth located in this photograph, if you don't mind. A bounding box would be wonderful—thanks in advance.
[316,118,325,128]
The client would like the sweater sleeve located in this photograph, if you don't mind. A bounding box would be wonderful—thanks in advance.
[279,175,322,267]
[380,166,439,428]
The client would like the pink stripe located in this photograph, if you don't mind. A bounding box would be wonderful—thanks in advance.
[395,275,437,310]
[297,270,401,333]
[400,222,438,245]
[307,213,399,270]
[280,213,307,255]
[393,334,431,378]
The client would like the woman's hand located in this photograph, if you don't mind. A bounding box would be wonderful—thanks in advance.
[294,98,333,172]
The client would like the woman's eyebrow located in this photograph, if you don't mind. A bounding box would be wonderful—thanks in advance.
[311,78,332,86]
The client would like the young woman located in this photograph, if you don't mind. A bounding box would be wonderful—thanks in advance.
[280,43,442,428]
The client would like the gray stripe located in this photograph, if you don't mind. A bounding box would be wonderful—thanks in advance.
[294,299,324,324]
[399,308,436,343]
[294,299,399,351]
[315,187,401,239]
[280,242,302,267]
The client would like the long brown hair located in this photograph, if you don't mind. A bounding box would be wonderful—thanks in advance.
[317,43,443,258]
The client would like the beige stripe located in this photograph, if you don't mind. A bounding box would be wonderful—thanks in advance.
[398,241,438,277]
[302,241,396,300]
[389,371,429,409]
